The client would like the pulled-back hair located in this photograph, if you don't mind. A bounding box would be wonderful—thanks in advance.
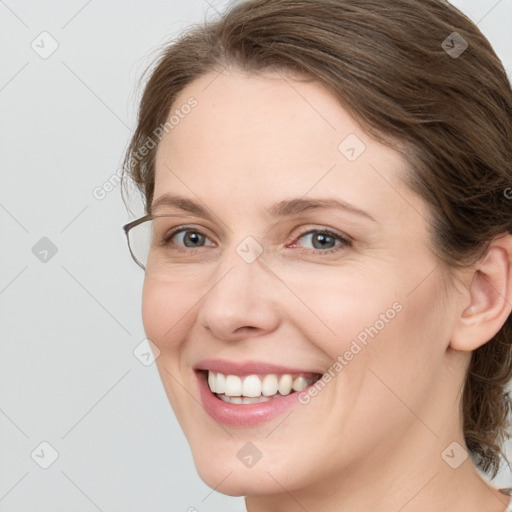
[123,0,512,478]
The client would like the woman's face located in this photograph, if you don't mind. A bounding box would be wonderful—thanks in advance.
[142,69,467,496]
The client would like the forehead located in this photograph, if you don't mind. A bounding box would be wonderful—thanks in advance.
[157,69,361,169]
[153,69,421,224]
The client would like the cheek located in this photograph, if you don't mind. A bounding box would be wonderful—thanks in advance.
[141,277,201,418]
[282,265,400,356]
[347,270,450,416]
[293,259,446,389]
[141,276,197,352]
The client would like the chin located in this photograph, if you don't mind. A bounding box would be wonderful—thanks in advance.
[186,431,323,498]
[192,452,286,497]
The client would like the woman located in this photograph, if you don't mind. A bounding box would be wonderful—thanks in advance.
[122,0,512,510]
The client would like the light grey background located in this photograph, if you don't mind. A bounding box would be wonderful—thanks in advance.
[0,1,511,510]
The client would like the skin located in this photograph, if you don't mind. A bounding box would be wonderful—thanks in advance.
[141,68,512,512]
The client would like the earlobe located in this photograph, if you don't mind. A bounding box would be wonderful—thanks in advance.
[450,234,512,352]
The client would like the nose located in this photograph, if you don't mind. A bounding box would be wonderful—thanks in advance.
[197,242,282,342]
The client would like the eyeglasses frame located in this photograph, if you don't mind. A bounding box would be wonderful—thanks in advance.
[123,213,153,270]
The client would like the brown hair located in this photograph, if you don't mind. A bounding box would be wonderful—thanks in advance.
[123,0,512,478]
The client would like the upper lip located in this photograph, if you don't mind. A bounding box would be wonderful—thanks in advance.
[194,358,322,376]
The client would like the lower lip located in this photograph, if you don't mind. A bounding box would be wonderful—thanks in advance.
[196,371,307,427]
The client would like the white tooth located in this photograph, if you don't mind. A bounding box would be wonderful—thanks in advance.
[216,372,226,394]
[218,393,272,404]
[242,396,271,404]
[262,374,278,396]
[292,376,308,391]
[278,374,293,395]
[224,375,242,396]
[208,371,216,393]
[242,375,262,397]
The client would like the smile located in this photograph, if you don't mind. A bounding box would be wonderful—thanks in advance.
[194,360,323,427]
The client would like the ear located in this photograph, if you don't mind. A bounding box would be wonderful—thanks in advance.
[450,234,512,352]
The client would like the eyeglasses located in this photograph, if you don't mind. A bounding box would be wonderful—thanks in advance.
[124,214,353,278]
[123,214,218,272]
[123,214,153,270]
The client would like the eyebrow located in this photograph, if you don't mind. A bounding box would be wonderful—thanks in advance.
[151,193,376,222]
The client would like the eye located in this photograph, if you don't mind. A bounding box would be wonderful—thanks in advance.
[165,226,216,250]
[290,228,353,254]
[160,225,352,255]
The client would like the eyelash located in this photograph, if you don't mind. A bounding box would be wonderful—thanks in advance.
[163,225,353,255]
